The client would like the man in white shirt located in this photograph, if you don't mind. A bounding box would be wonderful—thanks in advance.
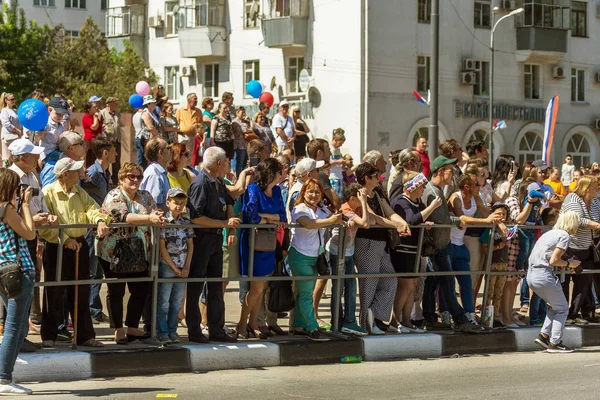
[272,100,295,154]
[561,154,575,189]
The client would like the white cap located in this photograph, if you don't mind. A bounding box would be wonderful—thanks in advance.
[54,158,84,176]
[279,100,289,107]
[143,95,156,106]
[295,158,325,177]
[8,139,46,161]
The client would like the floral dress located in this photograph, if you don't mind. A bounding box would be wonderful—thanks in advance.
[96,187,157,263]
[160,115,178,144]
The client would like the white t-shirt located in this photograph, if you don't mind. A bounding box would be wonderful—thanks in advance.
[272,113,294,149]
[561,163,575,186]
[291,203,331,257]
[329,144,343,181]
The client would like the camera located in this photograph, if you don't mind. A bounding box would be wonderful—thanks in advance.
[19,184,39,197]
[569,256,583,275]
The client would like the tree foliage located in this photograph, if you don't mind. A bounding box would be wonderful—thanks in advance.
[0,6,157,113]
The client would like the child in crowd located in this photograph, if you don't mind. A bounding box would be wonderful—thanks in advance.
[157,188,195,344]
[480,203,510,328]
[326,183,371,336]
[329,129,346,199]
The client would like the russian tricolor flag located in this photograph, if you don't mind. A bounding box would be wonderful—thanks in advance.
[493,120,507,130]
[413,90,430,106]
[542,94,559,163]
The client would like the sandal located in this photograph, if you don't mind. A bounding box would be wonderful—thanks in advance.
[268,325,287,336]
[178,318,187,328]
[115,334,128,345]
[81,338,104,348]
[317,319,331,331]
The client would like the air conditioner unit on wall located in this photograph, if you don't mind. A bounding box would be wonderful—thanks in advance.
[181,65,194,77]
[461,72,477,85]
[500,0,516,10]
[595,119,600,130]
[148,15,163,28]
[553,66,566,79]
[462,58,476,71]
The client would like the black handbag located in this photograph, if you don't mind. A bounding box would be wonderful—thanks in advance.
[422,229,436,257]
[111,236,148,273]
[0,202,23,299]
[316,229,330,276]
[374,192,402,250]
[267,261,295,313]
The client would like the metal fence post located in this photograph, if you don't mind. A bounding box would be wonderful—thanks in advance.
[413,228,425,274]
[150,226,159,341]
[480,225,496,327]
[56,228,64,282]
[248,228,255,278]
[331,224,345,334]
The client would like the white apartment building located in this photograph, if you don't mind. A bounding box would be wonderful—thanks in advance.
[104,0,600,167]
[2,0,106,36]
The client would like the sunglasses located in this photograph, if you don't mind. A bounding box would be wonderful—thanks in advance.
[126,173,143,181]
[6,98,15,101]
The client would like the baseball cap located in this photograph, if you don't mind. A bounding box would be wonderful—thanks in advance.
[8,138,46,161]
[88,95,103,102]
[143,95,156,106]
[295,158,324,176]
[54,158,84,176]
[532,159,549,171]
[430,156,458,173]
[48,97,68,114]
[58,131,83,153]
[279,100,289,108]
[167,187,187,199]
[105,97,119,103]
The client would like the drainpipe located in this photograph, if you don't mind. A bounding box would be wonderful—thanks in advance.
[361,0,369,158]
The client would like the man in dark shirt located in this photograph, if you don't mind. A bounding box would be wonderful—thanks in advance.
[187,146,240,343]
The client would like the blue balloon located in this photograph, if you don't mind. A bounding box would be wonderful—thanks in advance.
[246,80,263,99]
[129,94,144,109]
[17,99,49,131]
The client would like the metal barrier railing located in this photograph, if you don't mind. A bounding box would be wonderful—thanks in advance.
[31,222,595,342]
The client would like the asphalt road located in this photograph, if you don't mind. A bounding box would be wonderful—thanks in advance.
[22,347,600,399]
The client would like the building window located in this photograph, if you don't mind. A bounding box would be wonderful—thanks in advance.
[65,30,79,40]
[566,133,591,168]
[518,131,543,165]
[288,56,304,94]
[203,64,220,98]
[183,0,226,28]
[243,60,260,97]
[473,61,489,96]
[571,1,587,37]
[65,0,85,8]
[571,68,585,102]
[413,127,428,145]
[474,0,491,28]
[522,1,570,29]
[524,64,540,100]
[165,66,180,101]
[418,0,431,23]
[34,0,55,6]
[244,0,259,28]
[468,128,489,145]
[417,56,430,93]
[165,1,178,36]
[101,0,107,10]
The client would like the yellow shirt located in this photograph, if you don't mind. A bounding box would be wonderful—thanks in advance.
[168,170,193,194]
[39,181,109,243]
[569,181,577,192]
[175,106,203,135]
[544,178,566,197]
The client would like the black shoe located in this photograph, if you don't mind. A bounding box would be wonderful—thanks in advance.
[411,319,425,329]
[277,312,288,318]
[19,339,37,353]
[268,325,287,336]
[127,333,151,343]
[534,333,550,349]
[493,320,506,329]
[586,316,600,323]
[56,328,72,342]
[209,333,237,343]
[455,322,484,334]
[188,334,210,344]
[547,341,574,353]
[93,312,110,324]
[308,329,330,342]
[291,328,309,336]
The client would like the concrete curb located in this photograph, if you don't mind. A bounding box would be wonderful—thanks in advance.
[14,326,600,383]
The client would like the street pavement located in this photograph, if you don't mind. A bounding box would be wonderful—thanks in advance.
[23,346,600,399]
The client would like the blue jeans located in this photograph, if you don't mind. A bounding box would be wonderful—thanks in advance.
[233,149,248,178]
[529,292,547,323]
[0,270,34,382]
[157,263,186,335]
[86,231,103,318]
[329,252,357,326]
[448,243,474,313]
[135,137,147,168]
[517,230,535,306]
[426,245,468,325]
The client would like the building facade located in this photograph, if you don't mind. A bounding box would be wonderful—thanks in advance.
[3,0,107,36]
[104,0,600,168]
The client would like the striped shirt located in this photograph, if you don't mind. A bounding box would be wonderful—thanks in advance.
[560,193,600,250]
[0,220,35,273]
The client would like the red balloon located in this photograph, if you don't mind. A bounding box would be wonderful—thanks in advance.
[259,92,274,108]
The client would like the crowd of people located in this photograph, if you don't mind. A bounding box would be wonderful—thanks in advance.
[0,87,598,393]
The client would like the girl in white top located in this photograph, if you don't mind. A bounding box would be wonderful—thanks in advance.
[289,178,342,341]
[0,93,23,165]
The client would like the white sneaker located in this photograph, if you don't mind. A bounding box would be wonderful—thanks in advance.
[0,381,32,395]
[441,311,451,325]
[467,312,478,324]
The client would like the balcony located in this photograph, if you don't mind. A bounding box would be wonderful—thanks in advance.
[516,27,568,53]
[177,0,227,59]
[105,4,146,58]
[262,0,309,48]
[515,0,569,61]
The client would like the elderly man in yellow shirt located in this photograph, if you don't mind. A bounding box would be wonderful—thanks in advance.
[175,93,202,156]
[39,158,110,348]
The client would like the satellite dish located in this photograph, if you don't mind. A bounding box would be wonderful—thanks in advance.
[270,76,277,91]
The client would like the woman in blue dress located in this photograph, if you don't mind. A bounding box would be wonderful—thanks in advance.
[238,158,287,338]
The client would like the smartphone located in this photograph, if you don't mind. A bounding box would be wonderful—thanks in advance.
[250,155,260,167]
[510,160,515,173]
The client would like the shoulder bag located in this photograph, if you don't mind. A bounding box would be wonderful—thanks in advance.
[255,228,278,252]
[0,202,24,298]
[374,192,402,250]
[316,226,331,276]
[110,192,149,274]
[267,261,295,313]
